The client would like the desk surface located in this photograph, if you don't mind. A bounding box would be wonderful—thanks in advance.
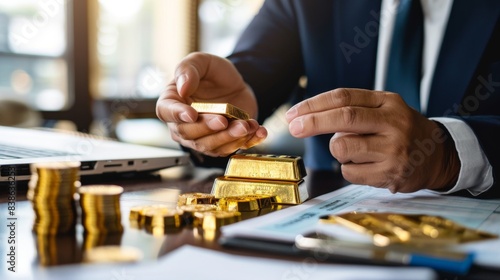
[0,165,498,279]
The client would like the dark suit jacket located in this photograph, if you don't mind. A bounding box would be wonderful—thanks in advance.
[227,0,500,197]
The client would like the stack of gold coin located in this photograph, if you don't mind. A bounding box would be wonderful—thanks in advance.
[193,210,241,231]
[28,161,81,235]
[78,185,124,234]
[212,154,308,204]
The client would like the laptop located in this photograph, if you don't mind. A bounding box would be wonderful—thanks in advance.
[0,125,190,182]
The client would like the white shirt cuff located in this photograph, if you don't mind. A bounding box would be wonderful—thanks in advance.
[429,117,493,196]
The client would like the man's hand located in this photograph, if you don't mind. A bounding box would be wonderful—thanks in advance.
[285,88,460,193]
[156,52,267,157]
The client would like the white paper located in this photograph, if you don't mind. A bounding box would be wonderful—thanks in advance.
[33,245,436,280]
[221,184,500,268]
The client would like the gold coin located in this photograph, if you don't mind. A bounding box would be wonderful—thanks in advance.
[83,246,143,263]
[78,185,124,196]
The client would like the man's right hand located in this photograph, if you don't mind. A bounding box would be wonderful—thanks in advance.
[156,52,267,157]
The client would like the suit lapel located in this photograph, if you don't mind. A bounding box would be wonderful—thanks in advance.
[427,0,500,117]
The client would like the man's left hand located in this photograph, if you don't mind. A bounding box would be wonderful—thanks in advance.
[285,88,460,193]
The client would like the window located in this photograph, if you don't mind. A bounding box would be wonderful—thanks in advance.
[0,0,69,111]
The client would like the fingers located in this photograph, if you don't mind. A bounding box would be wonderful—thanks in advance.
[285,88,387,122]
[169,117,267,156]
[329,133,387,164]
[288,106,387,137]
[156,90,198,124]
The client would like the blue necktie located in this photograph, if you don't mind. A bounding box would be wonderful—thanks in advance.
[385,0,423,112]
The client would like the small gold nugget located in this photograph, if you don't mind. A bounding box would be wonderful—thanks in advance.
[191,102,250,120]
[193,210,242,230]
[224,154,307,181]
[178,204,218,225]
[178,192,217,206]
[143,207,184,234]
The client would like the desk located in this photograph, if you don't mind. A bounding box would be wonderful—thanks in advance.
[0,166,498,279]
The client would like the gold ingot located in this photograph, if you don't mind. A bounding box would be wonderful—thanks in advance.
[193,210,241,230]
[212,177,308,204]
[321,212,498,246]
[178,192,216,206]
[83,246,143,263]
[191,102,249,120]
[224,154,307,181]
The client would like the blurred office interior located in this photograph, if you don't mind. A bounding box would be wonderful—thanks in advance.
[0,0,304,156]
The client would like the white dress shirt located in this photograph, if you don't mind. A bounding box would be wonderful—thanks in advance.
[374,0,493,195]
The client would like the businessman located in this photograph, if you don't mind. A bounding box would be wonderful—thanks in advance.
[156,0,500,198]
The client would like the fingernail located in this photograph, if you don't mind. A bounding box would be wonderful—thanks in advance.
[285,106,298,122]
[289,117,304,135]
[180,111,194,123]
[208,117,226,130]
[229,123,248,137]
[176,74,187,93]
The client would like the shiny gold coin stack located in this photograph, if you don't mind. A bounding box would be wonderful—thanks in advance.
[212,154,309,204]
[28,161,81,235]
[78,185,124,234]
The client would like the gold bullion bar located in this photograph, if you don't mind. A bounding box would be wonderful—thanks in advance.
[225,154,307,181]
[191,102,250,120]
[212,177,308,204]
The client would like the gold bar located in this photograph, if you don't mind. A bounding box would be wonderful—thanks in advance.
[322,212,498,246]
[191,102,250,120]
[224,154,307,181]
[211,176,308,204]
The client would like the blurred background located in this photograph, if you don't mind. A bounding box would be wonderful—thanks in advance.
[0,0,303,156]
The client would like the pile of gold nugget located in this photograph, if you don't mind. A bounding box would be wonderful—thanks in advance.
[129,192,281,237]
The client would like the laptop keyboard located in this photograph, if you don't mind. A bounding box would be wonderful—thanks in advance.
[0,144,75,159]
